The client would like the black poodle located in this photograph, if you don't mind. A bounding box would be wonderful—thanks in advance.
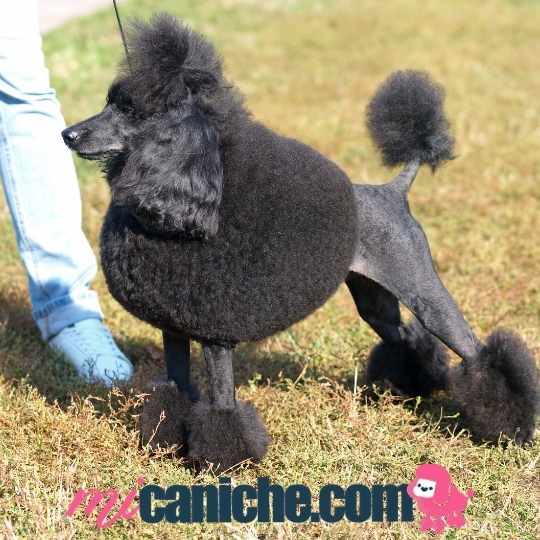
[63,14,539,470]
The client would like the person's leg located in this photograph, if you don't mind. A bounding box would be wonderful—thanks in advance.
[0,1,132,385]
[0,3,101,339]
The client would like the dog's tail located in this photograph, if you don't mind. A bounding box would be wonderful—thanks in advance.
[366,70,454,192]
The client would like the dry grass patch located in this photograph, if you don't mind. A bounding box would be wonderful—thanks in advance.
[0,0,539,537]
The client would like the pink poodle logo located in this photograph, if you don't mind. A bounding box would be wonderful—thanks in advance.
[407,464,474,535]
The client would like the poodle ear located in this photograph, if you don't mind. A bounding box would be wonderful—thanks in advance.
[113,105,223,239]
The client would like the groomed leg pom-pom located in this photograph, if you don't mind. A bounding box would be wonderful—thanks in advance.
[187,400,270,472]
[140,376,195,453]
[366,318,450,397]
[450,329,539,445]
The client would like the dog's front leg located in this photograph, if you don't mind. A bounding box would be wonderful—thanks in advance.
[140,333,197,453]
[163,332,198,400]
[202,344,236,409]
[186,343,270,472]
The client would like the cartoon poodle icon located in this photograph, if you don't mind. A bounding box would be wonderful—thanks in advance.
[407,464,474,534]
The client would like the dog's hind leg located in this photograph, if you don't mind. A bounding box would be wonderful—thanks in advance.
[350,181,483,363]
[346,272,449,397]
[187,344,269,471]
[353,71,539,443]
[350,181,539,443]
[140,332,197,453]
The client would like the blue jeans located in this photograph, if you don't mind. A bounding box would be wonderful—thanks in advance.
[0,1,103,340]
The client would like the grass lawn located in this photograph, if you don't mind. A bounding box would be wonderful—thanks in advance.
[0,0,539,537]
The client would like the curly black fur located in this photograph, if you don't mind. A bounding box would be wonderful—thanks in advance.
[366,70,454,170]
[366,318,450,397]
[140,377,195,453]
[122,14,225,114]
[110,103,223,239]
[62,13,538,458]
[187,400,270,471]
[449,329,540,445]
[78,14,358,344]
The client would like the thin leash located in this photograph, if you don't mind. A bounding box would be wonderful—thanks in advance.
[111,2,190,389]
[112,0,131,69]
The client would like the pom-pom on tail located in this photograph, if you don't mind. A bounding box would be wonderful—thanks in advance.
[366,70,454,171]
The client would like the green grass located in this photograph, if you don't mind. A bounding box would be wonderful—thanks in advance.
[1,0,539,538]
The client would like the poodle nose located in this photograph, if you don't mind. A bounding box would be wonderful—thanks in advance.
[62,128,80,146]
[421,486,428,492]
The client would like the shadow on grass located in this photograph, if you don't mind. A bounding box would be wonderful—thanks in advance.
[0,287,472,445]
[359,380,477,445]
[0,287,311,406]
[0,286,111,406]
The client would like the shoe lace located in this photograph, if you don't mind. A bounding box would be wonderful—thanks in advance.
[67,322,119,358]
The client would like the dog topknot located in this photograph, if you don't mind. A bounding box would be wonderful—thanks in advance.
[124,13,224,113]
[366,70,454,170]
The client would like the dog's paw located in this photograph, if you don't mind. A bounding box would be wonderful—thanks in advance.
[449,329,539,445]
[366,319,449,397]
[140,376,196,453]
[187,400,270,472]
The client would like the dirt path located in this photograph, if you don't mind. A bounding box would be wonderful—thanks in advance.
[38,0,123,32]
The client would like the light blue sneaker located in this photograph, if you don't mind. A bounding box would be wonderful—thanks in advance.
[49,319,134,387]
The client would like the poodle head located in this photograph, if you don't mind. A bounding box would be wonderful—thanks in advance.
[62,13,237,239]
[61,78,140,160]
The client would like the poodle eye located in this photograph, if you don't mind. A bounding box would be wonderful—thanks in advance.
[429,487,433,490]
[117,100,135,114]
[112,93,135,114]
